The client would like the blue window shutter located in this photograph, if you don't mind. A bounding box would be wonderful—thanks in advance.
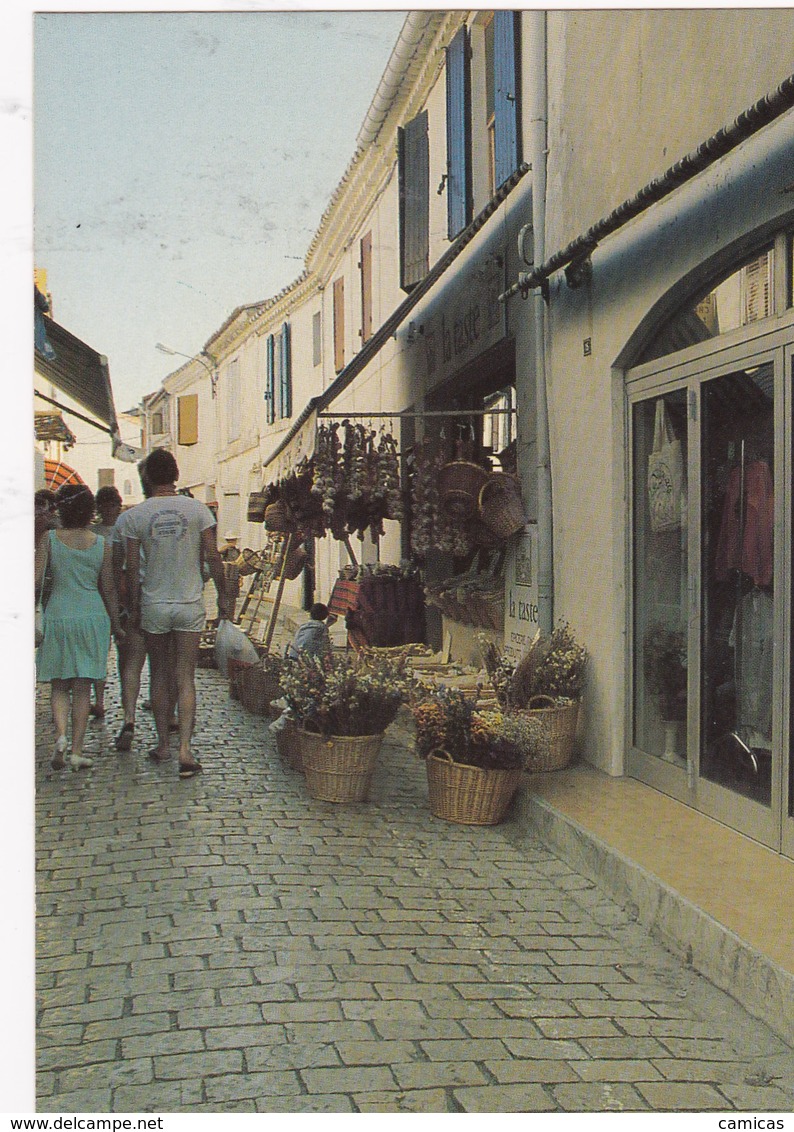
[494,10,521,189]
[280,322,292,419]
[446,25,471,239]
[265,334,275,425]
[398,111,429,291]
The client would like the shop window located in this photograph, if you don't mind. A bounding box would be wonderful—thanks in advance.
[398,110,429,292]
[98,468,115,489]
[359,232,373,344]
[446,24,472,238]
[632,390,689,765]
[177,394,198,446]
[485,11,521,194]
[313,310,322,367]
[700,364,774,807]
[226,358,241,443]
[333,276,345,373]
[279,322,292,419]
[641,246,775,363]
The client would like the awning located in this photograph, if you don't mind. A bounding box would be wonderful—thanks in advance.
[34,411,77,449]
[43,458,85,491]
[34,316,118,430]
[262,162,530,486]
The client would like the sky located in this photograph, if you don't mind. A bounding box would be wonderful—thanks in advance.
[33,7,408,411]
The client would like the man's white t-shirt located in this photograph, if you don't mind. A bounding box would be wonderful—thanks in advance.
[123,494,216,607]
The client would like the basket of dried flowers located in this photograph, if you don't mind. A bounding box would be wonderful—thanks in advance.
[238,655,285,716]
[275,717,304,772]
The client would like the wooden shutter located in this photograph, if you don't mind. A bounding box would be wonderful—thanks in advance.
[265,335,275,424]
[360,232,373,343]
[279,322,292,418]
[446,25,472,239]
[493,10,521,189]
[398,110,429,291]
[177,393,198,446]
[333,276,345,373]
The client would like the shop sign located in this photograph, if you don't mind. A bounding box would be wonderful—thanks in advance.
[401,247,506,387]
[503,523,539,661]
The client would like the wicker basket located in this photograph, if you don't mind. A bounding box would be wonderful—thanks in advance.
[516,695,579,772]
[478,473,528,540]
[282,545,307,580]
[275,719,304,772]
[247,491,267,523]
[438,461,490,519]
[265,500,297,532]
[227,656,254,701]
[238,664,283,716]
[426,750,522,825]
[298,730,384,803]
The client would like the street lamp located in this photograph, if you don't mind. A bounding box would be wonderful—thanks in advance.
[156,342,218,398]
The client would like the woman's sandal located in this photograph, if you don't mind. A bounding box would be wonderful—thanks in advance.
[115,723,135,751]
[148,748,171,763]
[51,735,68,770]
[179,760,203,779]
[70,753,93,771]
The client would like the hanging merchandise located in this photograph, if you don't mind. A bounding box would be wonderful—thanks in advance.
[647,398,685,533]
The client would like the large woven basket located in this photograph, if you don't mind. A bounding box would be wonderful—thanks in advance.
[426,750,522,825]
[438,461,490,519]
[275,719,304,772]
[298,730,384,803]
[265,500,297,532]
[247,491,267,523]
[516,695,579,772]
[478,473,528,540]
[227,657,254,701]
[238,665,283,716]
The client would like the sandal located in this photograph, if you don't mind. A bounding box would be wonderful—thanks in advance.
[51,735,68,770]
[148,748,171,763]
[70,753,93,770]
[179,760,203,779]
[115,723,135,751]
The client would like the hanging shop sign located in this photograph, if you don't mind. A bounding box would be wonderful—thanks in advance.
[400,243,507,388]
[503,522,539,662]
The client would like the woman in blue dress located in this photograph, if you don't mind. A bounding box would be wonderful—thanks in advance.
[35,484,124,770]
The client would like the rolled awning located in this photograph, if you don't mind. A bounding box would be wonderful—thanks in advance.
[43,458,85,491]
[34,316,118,430]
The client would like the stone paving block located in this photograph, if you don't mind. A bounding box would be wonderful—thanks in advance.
[246,1041,342,1072]
[123,1029,207,1059]
[219,983,299,1005]
[579,1035,671,1060]
[204,1023,287,1050]
[572,1059,665,1083]
[373,1018,469,1041]
[355,1088,452,1112]
[647,1058,753,1083]
[112,1079,205,1110]
[38,1039,118,1072]
[418,1037,509,1062]
[453,1081,559,1112]
[297,981,380,1001]
[635,1081,730,1110]
[485,1058,582,1085]
[301,1064,398,1094]
[502,1036,589,1061]
[60,1056,155,1093]
[281,1020,374,1043]
[155,1048,244,1079]
[391,1059,489,1091]
[335,1039,419,1066]
[551,1082,648,1111]
[131,988,217,1014]
[178,1003,264,1029]
[38,1087,114,1112]
[258,1093,355,1112]
[81,1013,172,1042]
[717,1082,794,1110]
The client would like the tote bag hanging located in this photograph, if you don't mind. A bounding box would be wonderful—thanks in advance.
[648,398,684,533]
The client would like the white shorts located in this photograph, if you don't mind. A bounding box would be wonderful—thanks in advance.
[141,601,206,635]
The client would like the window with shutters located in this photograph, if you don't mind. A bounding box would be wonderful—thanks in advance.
[279,322,292,419]
[485,11,521,195]
[313,310,322,367]
[226,359,241,443]
[398,110,429,292]
[333,276,345,373]
[177,394,199,446]
[446,25,472,238]
[360,232,373,344]
[265,334,276,425]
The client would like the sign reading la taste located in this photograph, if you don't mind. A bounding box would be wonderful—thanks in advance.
[403,248,506,385]
[503,523,539,662]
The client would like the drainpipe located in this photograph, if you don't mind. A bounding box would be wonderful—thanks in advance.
[526,11,553,635]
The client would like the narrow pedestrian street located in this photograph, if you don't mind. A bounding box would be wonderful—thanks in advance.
[35,661,794,1114]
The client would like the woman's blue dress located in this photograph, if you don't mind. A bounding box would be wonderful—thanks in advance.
[36,530,111,681]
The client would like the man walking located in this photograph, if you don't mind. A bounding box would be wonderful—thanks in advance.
[125,448,230,777]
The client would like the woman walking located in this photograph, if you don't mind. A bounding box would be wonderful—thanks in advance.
[35,483,124,770]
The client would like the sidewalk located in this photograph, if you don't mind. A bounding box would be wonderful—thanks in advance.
[35,663,794,1113]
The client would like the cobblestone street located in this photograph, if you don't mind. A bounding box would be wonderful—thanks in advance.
[35,662,794,1114]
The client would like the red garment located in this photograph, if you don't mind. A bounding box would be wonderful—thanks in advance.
[714,460,774,587]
